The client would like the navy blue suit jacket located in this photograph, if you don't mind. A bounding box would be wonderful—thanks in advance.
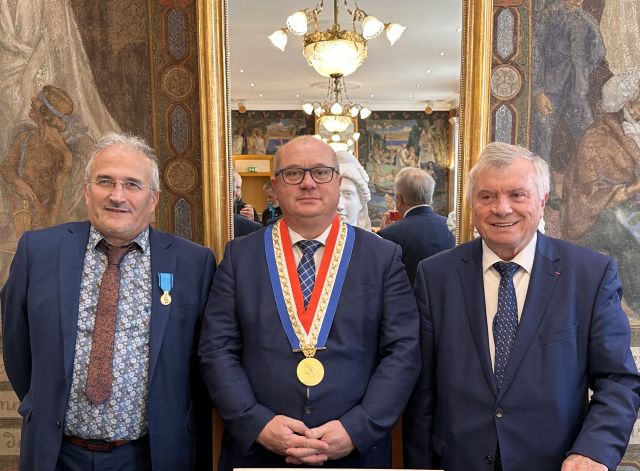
[199,225,420,471]
[1,222,216,471]
[403,233,640,470]
[378,206,454,285]
[234,213,262,237]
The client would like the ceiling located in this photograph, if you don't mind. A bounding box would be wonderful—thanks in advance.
[228,0,462,112]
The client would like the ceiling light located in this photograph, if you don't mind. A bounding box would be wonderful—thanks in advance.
[302,74,369,147]
[269,0,405,77]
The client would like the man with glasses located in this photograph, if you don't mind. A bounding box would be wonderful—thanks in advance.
[1,132,216,470]
[200,135,420,470]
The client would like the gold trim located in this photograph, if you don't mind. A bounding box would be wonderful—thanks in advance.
[457,0,493,243]
[197,0,231,259]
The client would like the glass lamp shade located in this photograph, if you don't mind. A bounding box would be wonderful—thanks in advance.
[330,102,343,115]
[302,102,315,115]
[360,107,371,119]
[268,29,288,51]
[385,23,406,45]
[352,132,361,141]
[328,141,349,152]
[286,11,308,35]
[319,114,352,133]
[362,15,384,40]
[303,32,367,77]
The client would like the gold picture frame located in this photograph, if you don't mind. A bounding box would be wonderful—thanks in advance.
[197,0,492,255]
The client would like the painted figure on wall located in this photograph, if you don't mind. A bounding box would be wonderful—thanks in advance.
[531,0,605,202]
[0,0,121,283]
[0,86,90,239]
[562,67,640,320]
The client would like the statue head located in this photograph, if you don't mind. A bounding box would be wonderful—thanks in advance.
[335,150,371,230]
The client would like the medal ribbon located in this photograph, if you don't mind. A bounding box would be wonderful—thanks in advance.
[158,273,173,294]
[265,216,354,351]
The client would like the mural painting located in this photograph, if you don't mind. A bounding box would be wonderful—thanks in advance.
[231,110,313,155]
[358,111,451,226]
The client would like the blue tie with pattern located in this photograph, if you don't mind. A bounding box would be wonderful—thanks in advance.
[493,261,520,391]
[297,240,322,308]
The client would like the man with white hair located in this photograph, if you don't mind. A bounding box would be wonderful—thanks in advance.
[378,167,454,285]
[405,142,640,471]
[562,67,640,317]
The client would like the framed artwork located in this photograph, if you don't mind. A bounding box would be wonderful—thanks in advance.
[231,110,313,155]
[357,111,452,226]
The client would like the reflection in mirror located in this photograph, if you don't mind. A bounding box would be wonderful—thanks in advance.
[227,0,462,237]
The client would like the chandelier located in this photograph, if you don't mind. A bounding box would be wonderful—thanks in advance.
[304,74,369,151]
[268,0,406,78]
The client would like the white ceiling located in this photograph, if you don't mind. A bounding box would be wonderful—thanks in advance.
[228,0,462,112]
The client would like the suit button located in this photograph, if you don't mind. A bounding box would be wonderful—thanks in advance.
[495,408,504,418]
[304,407,312,415]
[485,455,493,465]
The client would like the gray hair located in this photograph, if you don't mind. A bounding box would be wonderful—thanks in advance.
[274,135,338,173]
[262,180,273,192]
[467,142,550,201]
[395,167,435,206]
[85,132,160,191]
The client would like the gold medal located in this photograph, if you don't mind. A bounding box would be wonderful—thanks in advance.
[160,291,172,305]
[296,357,324,386]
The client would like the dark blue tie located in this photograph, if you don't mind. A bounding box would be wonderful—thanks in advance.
[297,240,322,309]
[493,261,520,391]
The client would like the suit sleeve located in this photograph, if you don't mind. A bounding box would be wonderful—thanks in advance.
[199,242,275,454]
[402,262,435,468]
[339,244,421,456]
[1,233,32,400]
[568,258,640,469]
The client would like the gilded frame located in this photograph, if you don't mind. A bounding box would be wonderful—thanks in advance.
[197,0,493,252]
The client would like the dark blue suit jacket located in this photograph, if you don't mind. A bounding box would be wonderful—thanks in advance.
[234,213,262,237]
[1,221,216,471]
[403,233,640,470]
[378,206,454,285]
[200,225,420,471]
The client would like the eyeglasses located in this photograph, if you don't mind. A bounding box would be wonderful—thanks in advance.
[275,167,338,185]
[88,178,154,192]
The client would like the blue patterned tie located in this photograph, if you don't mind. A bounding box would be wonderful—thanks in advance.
[493,261,520,391]
[297,240,322,309]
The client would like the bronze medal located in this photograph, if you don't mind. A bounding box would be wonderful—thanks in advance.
[160,292,172,305]
[296,357,324,386]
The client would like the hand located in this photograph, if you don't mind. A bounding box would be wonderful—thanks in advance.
[304,420,354,461]
[561,454,607,471]
[536,92,554,116]
[257,415,328,460]
[240,204,254,220]
[380,211,394,229]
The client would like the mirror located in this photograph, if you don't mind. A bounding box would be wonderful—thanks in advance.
[198,0,492,252]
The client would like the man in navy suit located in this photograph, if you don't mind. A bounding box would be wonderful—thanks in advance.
[378,167,454,285]
[403,142,640,470]
[1,132,215,470]
[200,136,420,470]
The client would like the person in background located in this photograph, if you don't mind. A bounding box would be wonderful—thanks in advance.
[378,167,454,285]
[233,172,262,237]
[261,180,282,226]
[403,142,640,471]
[233,170,260,223]
[200,136,420,471]
[1,132,216,470]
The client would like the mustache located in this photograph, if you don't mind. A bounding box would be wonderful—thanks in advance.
[103,202,132,211]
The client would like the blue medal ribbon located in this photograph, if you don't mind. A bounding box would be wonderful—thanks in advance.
[158,272,173,294]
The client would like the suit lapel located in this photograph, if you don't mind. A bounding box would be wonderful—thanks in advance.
[499,233,561,397]
[458,240,497,395]
[149,228,177,383]
[60,222,90,384]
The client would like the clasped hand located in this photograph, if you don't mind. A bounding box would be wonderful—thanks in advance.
[257,415,354,465]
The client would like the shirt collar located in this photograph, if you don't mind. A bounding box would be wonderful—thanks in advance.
[404,204,431,217]
[481,232,537,274]
[288,223,332,247]
[89,225,150,253]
